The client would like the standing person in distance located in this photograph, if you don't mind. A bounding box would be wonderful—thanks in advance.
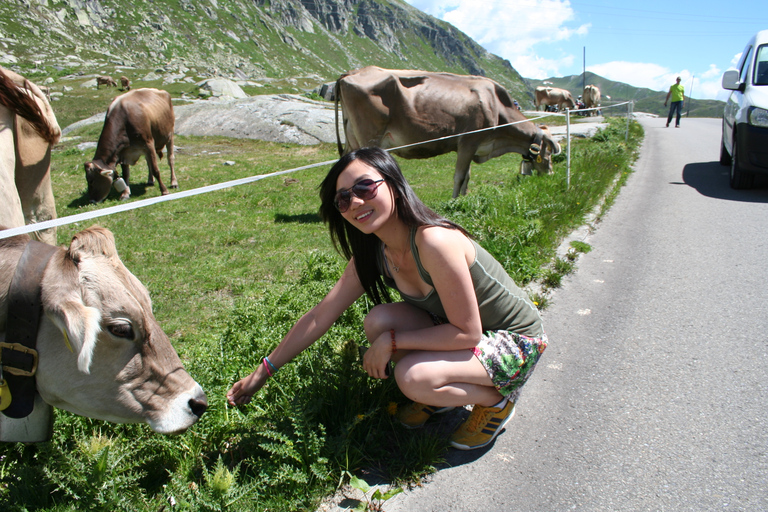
[665,76,685,128]
[226,147,547,451]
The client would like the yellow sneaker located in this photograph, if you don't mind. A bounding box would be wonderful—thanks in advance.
[397,402,455,429]
[449,400,515,450]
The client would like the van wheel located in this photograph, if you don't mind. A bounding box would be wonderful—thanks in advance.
[719,135,732,166]
[729,139,754,189]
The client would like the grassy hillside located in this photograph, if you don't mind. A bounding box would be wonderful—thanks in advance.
[0,0,533,114]
[527,72,725,118]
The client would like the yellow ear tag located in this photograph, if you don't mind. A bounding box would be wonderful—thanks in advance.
[537,155,542,163]
[63,330,74,353]
[0,379,12,411]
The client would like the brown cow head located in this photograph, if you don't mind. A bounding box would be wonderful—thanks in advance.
[520,126,561,176]
[35,227,207,433]
[84,161,121,203]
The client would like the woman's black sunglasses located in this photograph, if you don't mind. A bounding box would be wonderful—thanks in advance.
[334,179,384,212]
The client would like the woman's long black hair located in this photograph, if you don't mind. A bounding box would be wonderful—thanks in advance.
[319,147,469,304]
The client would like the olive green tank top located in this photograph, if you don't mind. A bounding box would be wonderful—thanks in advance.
[379,228,543,336]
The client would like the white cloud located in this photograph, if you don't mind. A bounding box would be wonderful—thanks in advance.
[701,64,721,80]
[587,61,673,90]
[403,0,726,100]
[512,54,574,80]
[408,0,588,78]
[583,61,723,99]
[730,52,743,68]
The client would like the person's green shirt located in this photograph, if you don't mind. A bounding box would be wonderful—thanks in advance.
[669,83,685,102]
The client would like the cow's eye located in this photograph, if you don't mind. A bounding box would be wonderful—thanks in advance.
[108,322,134,339]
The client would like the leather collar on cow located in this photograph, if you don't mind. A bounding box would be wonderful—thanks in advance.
[1,240,58,419]
[523,127,545,164]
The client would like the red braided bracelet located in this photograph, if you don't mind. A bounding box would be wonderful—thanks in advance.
[390,329,397,353]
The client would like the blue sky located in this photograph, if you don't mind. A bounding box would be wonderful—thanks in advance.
[402,0,766,100]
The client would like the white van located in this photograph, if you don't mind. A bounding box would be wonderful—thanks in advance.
[720,29,768,189]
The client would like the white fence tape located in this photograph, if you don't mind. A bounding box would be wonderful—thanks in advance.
[0,159,337,240]
[0,101,632,241]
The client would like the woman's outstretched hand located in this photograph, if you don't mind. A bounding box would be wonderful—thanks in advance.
[226,370,267,406]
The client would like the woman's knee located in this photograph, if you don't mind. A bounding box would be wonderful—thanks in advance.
[363,304,393,340]
[363,302,432,340]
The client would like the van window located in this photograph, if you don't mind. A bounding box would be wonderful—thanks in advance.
[754,45,768,85]
[740,46,753,84]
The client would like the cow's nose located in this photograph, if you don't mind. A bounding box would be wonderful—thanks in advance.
[189,396,208,418]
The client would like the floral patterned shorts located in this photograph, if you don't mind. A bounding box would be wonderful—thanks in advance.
[472,331,548,400]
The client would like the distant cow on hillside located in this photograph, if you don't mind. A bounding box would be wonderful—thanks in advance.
[97,76,117,89]
[120,76,131,91]
[534,86,576,112]
[84,88,177,202]
[583,85,601,116]
[335,66,561,198]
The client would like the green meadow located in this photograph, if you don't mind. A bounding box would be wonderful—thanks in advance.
[0,102,642,510]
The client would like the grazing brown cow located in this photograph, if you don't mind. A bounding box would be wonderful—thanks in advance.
[336,66,561,197]
[534,86,576,111]
[96,75,117,89]
[583,85,601,116]
[120,76,131,91]
[0,226,207,438]
[84,88,177,202]
[0,66,60,246]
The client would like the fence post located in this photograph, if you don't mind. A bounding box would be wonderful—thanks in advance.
[625,101,632,141]
[566,108,571,189]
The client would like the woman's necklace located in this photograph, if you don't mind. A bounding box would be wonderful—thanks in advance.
[385,245,408,273]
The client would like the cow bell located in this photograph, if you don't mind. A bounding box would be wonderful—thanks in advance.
[0,393,53,443]
[0,379,10,411]
[113,177,127,193]
[520,159,533,176]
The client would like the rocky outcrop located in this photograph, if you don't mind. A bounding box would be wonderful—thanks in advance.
[0,0,529,98]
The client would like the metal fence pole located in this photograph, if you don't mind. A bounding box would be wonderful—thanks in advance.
[566,108,571,189]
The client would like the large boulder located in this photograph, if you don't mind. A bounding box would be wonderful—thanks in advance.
[196,78,248,99]
[173,94,336,145]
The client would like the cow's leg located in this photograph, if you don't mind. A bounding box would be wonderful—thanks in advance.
[0,108,26,230]
[13,115,57,245]
[166,135,177,189]
[453,147,475,198]
[144,140,168,195]
[118,163,131,200]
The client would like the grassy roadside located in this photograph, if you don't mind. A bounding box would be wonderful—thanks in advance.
[0,114,642,511]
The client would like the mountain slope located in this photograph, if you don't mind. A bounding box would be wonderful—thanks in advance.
[0,0,531,102]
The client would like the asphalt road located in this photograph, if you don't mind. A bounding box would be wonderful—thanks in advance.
[384,117,768,512]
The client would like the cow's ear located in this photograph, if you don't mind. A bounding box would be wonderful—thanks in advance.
[68,226,119,262]
[47,300,101,375]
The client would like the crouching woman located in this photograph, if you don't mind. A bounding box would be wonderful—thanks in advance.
[227,147,547,450]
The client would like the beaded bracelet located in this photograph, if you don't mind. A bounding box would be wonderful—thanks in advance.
[263,356,279,377]
[390,329,397,353]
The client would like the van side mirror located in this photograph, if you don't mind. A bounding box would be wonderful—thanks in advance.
[722,69,743,91]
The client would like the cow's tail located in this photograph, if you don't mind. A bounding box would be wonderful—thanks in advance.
[0,69,59,144]
[334,78,344,157]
